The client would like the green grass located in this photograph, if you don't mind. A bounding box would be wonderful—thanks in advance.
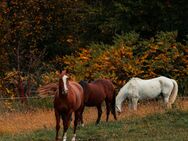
[0,97,53,113]
[1,110,188,141]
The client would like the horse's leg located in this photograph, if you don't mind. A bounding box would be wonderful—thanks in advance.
[164,95,171,109]
[110,92,117,120]
[110,103,117,121]
[96,105,102,125]
[80,106,85,127]
[111,109,117,121]
[132,97,138,111]
[128,98,132,110]
[72,111,80,141]
[105,99,110,122]
[62,113,71,141]
[55,110,60,141]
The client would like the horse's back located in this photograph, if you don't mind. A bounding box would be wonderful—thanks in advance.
[127,77,162,99]
[127,76,175,99]
[85,79,115,106]
[88,79,108,101]
[93,78,114,91]
[93,78,115,96]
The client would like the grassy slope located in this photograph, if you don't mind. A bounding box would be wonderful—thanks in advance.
[1,110,188,141]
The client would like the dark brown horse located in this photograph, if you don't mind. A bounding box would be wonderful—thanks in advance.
[79,79,117,125]
[54,70,84,141]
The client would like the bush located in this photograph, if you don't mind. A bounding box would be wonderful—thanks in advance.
[57,32,187,95]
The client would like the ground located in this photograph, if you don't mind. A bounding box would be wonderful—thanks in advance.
[0,98,188,134]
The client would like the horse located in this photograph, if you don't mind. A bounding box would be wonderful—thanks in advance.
[79,79,117,125]
[54,70,84,141]
[116,76,178,112]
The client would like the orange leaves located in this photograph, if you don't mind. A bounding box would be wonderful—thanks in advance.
[78,48,91,62]
[155,54,169,62]
[118,46,133,59]
[57,32,188,90]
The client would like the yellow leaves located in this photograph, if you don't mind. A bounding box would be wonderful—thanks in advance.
[41,71,58,84]
[59,35,188,90]
[109,66,116,70]
[6,88,11,94]
[149,44,158,53]
[140,53,149,61]
[80,56,89,61]
[155,54,168,62]
[157,41,164,45]
[67,38,73,43]
[103,56,110,61]
[78,48,91,62]
[117,47,133,59]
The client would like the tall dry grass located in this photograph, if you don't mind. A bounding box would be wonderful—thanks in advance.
[0,98,188,134]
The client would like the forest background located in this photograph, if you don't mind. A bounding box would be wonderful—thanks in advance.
[0,0,188,101]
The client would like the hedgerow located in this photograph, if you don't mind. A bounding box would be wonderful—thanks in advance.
[59,32,188,94]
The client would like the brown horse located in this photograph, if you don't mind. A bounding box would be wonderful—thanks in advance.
[54,70,84,141]
[79,79,117,125]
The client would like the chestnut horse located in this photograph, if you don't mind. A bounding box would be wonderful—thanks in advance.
[79,79,117,125]
[54,70,84,141]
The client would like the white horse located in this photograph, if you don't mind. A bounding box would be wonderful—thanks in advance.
[116,76,178,112]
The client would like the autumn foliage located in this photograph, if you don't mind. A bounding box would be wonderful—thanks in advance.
[59,32,188,93]
[0,0,188,100]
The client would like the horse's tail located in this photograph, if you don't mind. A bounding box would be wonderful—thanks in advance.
[169,79,178,104]
[110,89,117,120]
[37,82,58,98]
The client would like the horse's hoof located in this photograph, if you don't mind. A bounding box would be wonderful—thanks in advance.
[95,123,100,126]
[71,135,76,141]
[71,138,76,141]
[55,137,61,141]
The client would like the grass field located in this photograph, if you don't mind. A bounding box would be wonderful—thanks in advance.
[1,98,188,141]
[1,110,188,141]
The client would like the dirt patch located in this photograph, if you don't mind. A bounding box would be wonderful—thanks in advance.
[0,98,188,134]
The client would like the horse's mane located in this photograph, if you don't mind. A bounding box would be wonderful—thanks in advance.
[79,80,88,88]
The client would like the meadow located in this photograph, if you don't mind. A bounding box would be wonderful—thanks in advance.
[1,98,188,141]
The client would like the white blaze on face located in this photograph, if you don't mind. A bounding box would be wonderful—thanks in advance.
[62,75,69,93]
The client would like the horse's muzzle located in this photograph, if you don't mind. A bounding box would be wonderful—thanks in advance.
[117,110,121,115]
[62,90,68,95]
[115,106,121,115]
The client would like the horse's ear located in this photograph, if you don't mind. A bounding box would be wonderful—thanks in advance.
[61,70,67,75]
[65,69,69,74]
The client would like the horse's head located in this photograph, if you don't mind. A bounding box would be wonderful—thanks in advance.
[59,70,69,96]
[115,105,122,114]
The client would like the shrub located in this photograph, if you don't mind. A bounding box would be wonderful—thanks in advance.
[54,32,188,94]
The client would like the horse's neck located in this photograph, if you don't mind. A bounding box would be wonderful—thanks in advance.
[118,87,128,101]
